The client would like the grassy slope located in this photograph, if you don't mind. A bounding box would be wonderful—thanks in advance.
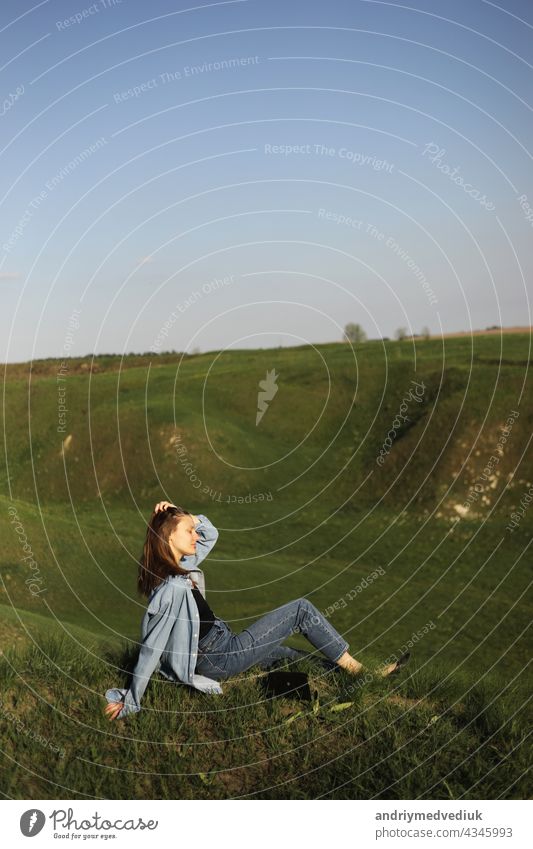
[0,633,530,799]
[0,602,120,655]
[1,334,531,798]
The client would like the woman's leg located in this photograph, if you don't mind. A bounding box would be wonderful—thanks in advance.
[210,597,352,679]
[253,644,307,671]
[195,608,409,681]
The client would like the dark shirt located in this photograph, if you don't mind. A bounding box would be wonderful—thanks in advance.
[191,587,216,640]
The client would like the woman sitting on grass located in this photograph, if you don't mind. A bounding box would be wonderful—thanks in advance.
[104,501,409,720]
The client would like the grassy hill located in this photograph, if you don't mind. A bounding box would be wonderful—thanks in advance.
[0,633,529,799]
[1,334,531,798]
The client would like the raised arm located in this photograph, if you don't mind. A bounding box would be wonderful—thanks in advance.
[153,502,219,569]
[180,513,219,570]
[104,591,177,720]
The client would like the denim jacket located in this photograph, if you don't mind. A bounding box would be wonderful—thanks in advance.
[105,514,222,718]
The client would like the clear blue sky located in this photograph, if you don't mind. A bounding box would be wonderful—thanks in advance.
[1,0,532,361]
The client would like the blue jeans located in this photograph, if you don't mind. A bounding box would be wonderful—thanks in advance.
[194,597,349,680]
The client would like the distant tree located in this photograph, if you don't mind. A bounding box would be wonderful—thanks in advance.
[421,326,431,340]
[343,323,367,344]
[191,346,202,355]
[395,327,407,341]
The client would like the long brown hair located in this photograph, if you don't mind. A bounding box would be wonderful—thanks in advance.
[137,505,199,598]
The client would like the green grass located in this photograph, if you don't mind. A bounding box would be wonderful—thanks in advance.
[1,334,532,798]
[0,633,530,799]
[0,602,119,654]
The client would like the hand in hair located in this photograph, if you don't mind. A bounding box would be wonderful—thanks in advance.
[153,501,200,526]
[153,500,177,513]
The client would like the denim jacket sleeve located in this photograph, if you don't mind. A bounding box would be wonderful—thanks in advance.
[105,588,178,719]
[180,514,218,570]
[179,514,218,597]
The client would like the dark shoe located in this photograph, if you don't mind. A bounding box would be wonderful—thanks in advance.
[385,651,411,676]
